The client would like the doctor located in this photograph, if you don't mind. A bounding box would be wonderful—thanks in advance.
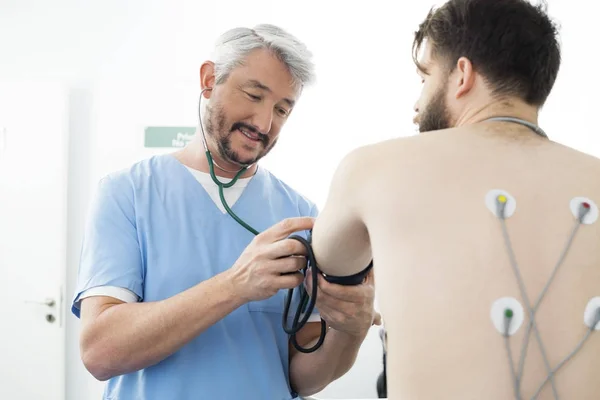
[71,24,379,400]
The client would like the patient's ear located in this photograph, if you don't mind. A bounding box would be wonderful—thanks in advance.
[454,57,475,99]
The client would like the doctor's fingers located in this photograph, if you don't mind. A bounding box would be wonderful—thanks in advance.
[255,217,315,244]
[264,255,308,275]
[263,238,309,259]
[308,271,374,303]
[273,271,305,290]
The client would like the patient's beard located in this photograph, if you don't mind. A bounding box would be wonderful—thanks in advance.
[419,82,452,133]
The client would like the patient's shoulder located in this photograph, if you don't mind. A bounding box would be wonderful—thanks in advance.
[355,135,431,167]
[553,141,600,165]
[334,137,417,177]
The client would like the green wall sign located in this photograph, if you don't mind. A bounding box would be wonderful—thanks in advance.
[144,126,196,148]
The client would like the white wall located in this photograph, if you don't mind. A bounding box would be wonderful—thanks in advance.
[1,0,599,399]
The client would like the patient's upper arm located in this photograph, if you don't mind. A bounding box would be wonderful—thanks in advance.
[311,147,372,277]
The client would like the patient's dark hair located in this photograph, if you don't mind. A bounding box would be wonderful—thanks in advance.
[413,0,561,106]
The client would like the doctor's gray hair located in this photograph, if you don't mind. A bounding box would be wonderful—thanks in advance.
[210,24,316,88]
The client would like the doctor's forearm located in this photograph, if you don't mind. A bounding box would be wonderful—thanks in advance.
[289,329,365,395]
[80,269,245,381]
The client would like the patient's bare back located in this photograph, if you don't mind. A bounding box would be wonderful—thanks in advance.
[364,125,600,400]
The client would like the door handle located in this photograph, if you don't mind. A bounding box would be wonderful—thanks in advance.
[24,297,56,307]
[23,288,63,326]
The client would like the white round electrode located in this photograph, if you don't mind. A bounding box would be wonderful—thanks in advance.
[570,197,598,225]
[583,297,600,330]
[485,189,517,218]
[490,297,524,336]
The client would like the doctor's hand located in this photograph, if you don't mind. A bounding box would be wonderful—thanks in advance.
[305,268,381,338]
[230,217,315,303]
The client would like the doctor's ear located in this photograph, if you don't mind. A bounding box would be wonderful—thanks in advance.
[200,61,216,98]
[201,87,214,99]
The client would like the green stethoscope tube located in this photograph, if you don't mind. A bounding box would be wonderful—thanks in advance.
[203,150,326,353]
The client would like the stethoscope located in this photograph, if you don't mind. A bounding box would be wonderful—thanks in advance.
[197,88,326,353]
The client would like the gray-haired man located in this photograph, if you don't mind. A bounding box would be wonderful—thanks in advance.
[72,24,379,400]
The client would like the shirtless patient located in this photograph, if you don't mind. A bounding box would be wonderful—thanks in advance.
[307,0,600,399]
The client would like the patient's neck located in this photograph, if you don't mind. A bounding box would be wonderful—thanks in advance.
[455,97,539,128]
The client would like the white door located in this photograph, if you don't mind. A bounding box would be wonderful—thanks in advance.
[0,81,67,400]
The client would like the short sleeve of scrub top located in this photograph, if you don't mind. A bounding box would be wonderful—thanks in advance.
[71,174,144,318]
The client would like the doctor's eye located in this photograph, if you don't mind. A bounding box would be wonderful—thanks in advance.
[245,92,262,101]
[276,107,289,117]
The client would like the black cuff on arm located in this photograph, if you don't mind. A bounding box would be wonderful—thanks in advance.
[320,260,373,285]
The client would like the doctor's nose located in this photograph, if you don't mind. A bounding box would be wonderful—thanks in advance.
[252,107,274,136]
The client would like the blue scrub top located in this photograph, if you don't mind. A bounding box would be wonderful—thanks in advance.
[72,154,319,400]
